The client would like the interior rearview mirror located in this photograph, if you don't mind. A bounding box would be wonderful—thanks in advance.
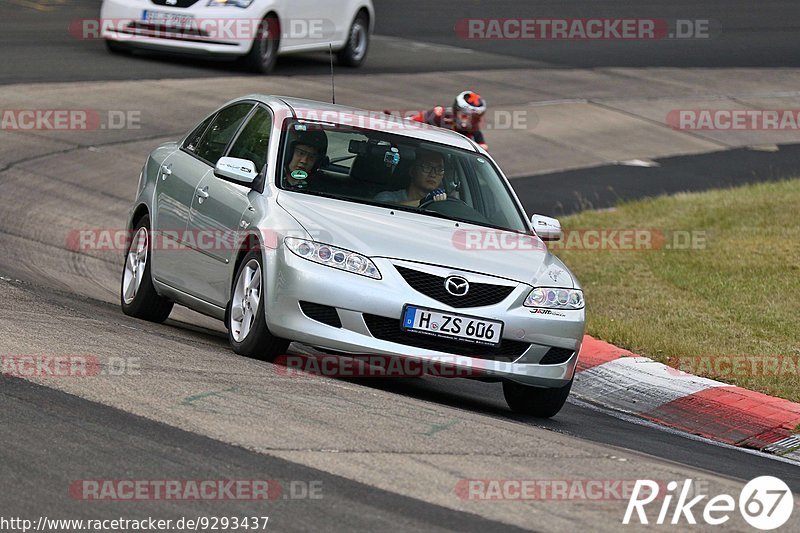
[214,156,258,184]
[531,214,562,241]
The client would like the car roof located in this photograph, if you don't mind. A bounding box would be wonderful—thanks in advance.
[238,94,479,151]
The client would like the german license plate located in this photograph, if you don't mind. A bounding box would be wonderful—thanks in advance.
[142,10,195,28]
[401,305,503,347]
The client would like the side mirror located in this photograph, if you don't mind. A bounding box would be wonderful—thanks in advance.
[214,156,258,184]
[531,214,562,241]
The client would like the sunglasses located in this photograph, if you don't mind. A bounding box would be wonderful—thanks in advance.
[416,162,445,176]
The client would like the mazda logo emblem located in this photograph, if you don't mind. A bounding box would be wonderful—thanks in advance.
[444,276,469,297]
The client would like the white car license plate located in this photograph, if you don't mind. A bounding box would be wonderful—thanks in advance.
[142,10,195,28]
[401,305,503,347]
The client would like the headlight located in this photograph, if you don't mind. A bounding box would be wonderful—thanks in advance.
[524,287,584,309]
[285,238,381,280]
[206,0,255,7]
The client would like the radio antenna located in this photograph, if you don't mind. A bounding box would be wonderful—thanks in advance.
[329,44,336,105]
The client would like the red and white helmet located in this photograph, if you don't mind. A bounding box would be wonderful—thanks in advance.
[453,90,487,131]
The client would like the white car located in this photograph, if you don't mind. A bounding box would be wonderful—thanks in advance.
[100,0,374,72]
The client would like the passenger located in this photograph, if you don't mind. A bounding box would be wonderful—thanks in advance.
[283,130,328,190]
[374,149,448,207]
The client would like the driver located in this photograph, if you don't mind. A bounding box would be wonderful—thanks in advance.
[374,149,448,207]
[283,129,328,190]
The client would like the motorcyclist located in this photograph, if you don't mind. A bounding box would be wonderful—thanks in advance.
[410,90,489,150]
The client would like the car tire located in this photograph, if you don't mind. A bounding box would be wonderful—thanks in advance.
[120,215,173,323]
[337,11,369,67]
[502,378,573,418]
[243,15,279,74]
[105,39,131,56]
[228,249,289,360]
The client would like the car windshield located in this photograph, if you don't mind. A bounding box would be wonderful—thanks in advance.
[276,119,529,233]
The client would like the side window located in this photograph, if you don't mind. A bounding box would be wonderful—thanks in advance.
[193,103,254,165]
[226,107,272,171]
[183,114,215,153]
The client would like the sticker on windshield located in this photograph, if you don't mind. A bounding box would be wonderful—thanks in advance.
[476,157,486,164]
[290,170,308,181]
[294,124,307,131]
[384,149,400,167]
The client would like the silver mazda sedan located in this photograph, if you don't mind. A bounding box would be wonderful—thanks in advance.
[121,95,585,417]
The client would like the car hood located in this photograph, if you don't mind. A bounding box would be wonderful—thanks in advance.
[276,193,575,288]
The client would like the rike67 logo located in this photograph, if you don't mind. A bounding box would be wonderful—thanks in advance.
[624,476,794,530]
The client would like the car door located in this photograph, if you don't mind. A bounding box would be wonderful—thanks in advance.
[184,105,272,306]
[157,101,254,299]
[151,114,215,291]
[280,0,333,49]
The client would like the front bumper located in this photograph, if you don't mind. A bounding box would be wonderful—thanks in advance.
[100,0,257,55]
[264,247,586,388]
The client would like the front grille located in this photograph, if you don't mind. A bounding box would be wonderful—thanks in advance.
[150,0,201,7]
[300,301,342,328]
[395,266,515,308]
[121,23,237,45]
[539,347,575,365]
[126,22,209,38]
[363,314,529,361]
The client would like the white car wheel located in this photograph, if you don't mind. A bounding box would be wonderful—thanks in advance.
[244,15,279,74]
[337,12,369,67]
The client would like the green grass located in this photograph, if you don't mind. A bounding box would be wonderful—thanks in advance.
[554,179,800,402]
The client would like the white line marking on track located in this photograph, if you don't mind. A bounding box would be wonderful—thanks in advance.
[374,35,476,54]
[575,356,729,414]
